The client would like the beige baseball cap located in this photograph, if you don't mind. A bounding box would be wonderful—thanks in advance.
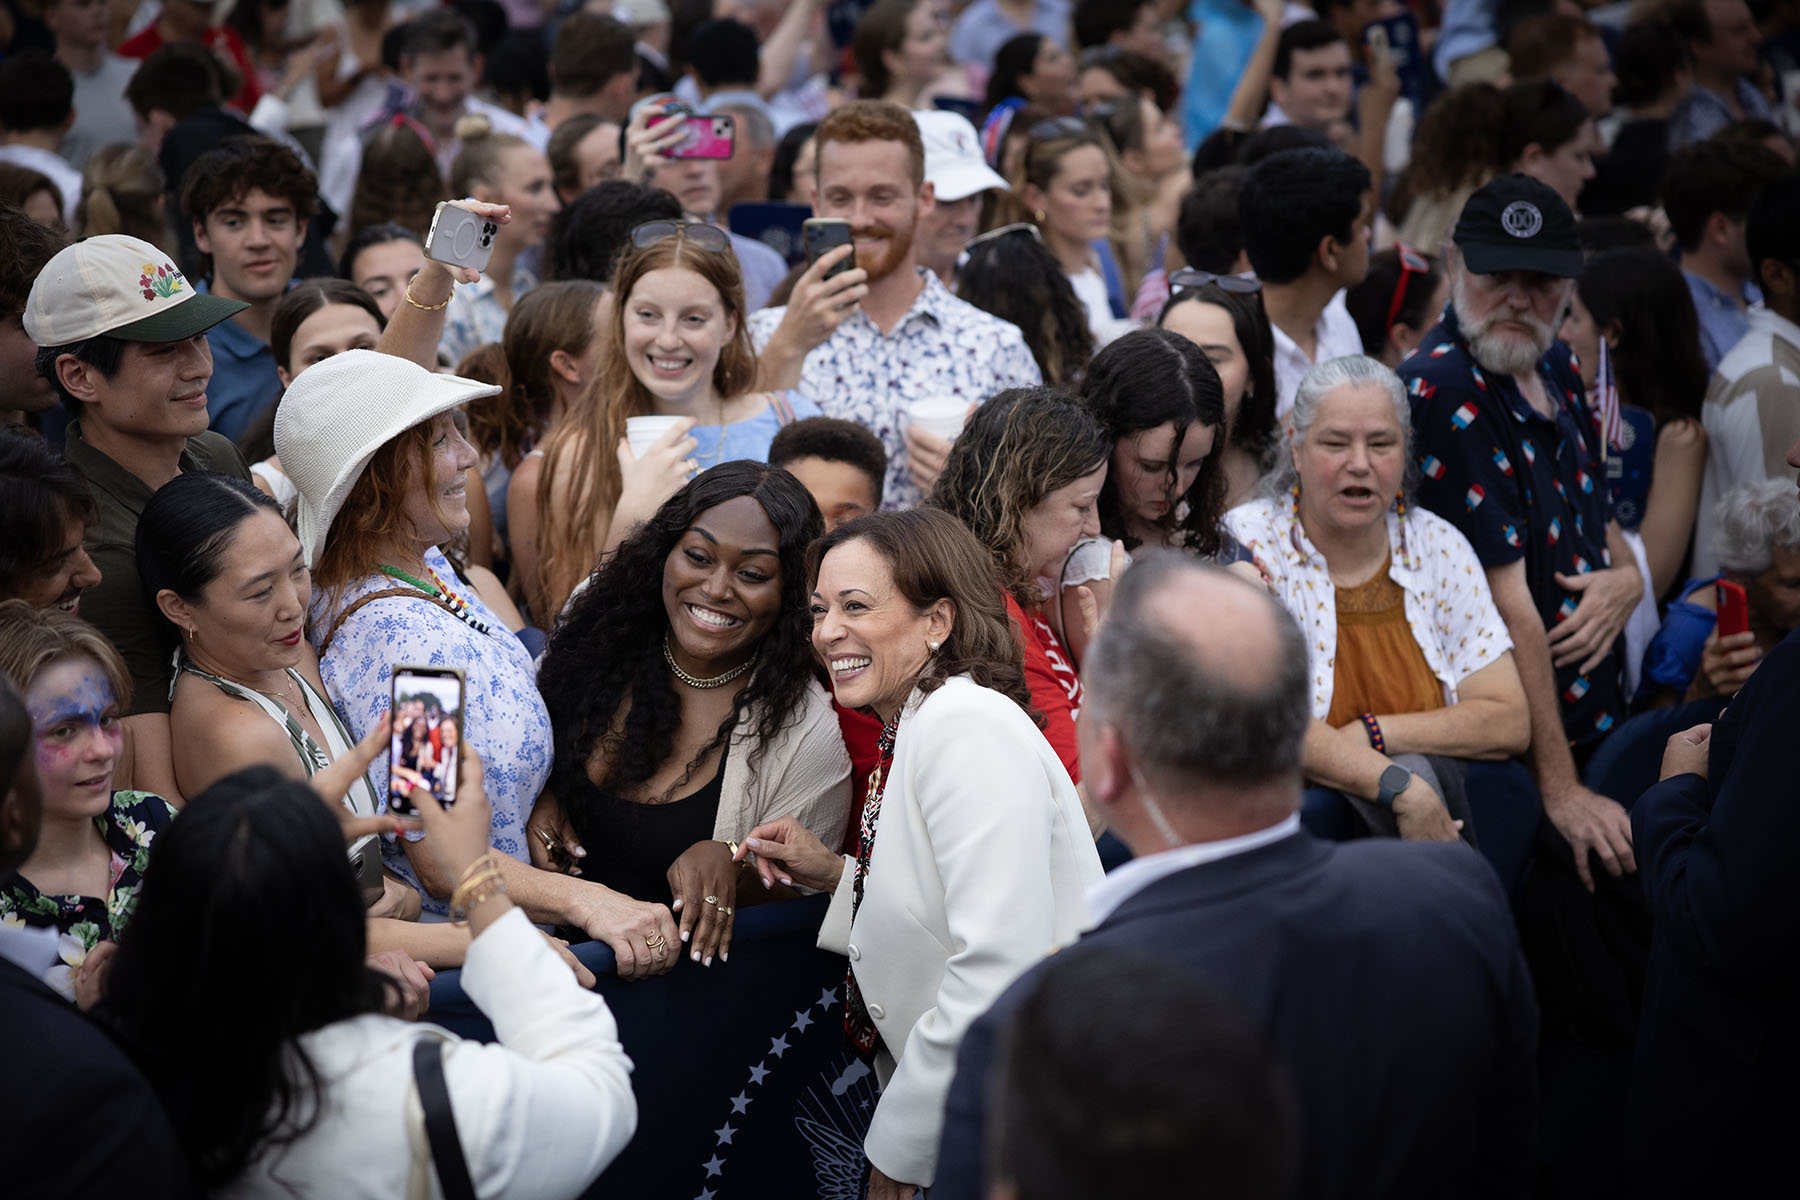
[23,235,247,346]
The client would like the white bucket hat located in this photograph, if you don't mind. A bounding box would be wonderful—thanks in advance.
[274,350,500,567]
[914,109,1009,203]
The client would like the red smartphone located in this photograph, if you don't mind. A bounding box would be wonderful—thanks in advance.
[648,111,736,159]
[387,665,466,815]
[1715,579,1749,637]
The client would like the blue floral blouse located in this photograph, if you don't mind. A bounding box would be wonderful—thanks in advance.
[311,547,551,916]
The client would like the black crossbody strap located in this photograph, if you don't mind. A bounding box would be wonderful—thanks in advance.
[412,1038,479,1200]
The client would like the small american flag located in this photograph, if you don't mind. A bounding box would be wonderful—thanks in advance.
[1590,337,1623,456]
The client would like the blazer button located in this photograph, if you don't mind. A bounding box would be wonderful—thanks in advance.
[868,1003,885,1020]
[847,944,860,961]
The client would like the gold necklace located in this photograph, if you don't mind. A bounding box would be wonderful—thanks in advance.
[663,633,756,689]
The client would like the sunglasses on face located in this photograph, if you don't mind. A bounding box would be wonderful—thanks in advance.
[628,219,731,253]
[1384,242,1432,332]
[1169,269,1261,296]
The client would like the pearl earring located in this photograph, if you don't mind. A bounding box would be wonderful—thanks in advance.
[927,640,940,654]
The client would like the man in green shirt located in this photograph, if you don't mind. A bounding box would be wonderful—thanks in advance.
[25,233,250,802]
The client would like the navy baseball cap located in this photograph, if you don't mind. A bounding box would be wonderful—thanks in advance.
[1452,174,1583,279]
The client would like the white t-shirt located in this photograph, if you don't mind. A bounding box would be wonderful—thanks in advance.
[1270,289,1364,419]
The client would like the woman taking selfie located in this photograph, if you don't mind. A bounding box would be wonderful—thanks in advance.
[532,462,851,968]
[102,758,637,1196]
[278,349,680,976]
[532,220,820,618]
[1223,357,1530,843]
[931,388,1110,784]
[735,508,1102,1198]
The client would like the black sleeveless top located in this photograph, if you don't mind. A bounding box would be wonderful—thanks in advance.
[569,741,729,909]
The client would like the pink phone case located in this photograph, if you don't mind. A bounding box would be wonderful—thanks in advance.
[650,112,736,159]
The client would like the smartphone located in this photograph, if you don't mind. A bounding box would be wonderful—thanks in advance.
[730,201,812,264]
[424,202,498,273]
[804,217,856,280]
[649,111,737,159]
[1365,13,1429,112]
[387,665,466,816]
[348,833,385,907]
[1716,579,1750,638]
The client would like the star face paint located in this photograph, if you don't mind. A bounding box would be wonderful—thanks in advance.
[26,656,122,821]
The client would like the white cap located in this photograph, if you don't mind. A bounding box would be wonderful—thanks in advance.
[274,350,501,567]
[613,0,670,26]
[24,235,247,346]
[914,109,1008,202]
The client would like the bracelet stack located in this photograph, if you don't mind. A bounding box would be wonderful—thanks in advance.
[449,853,506,924]
[1360,712,1386,755]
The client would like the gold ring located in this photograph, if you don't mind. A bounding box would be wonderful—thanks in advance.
[721,906,734,915]
[531,825,561,852]
[645,933,665,949]
[704,894,719,906]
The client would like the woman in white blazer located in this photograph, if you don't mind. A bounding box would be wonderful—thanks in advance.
[102,752,637,1198]
[738,508,1103,1200]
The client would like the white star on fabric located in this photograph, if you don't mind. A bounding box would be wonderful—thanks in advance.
[696,1191,716,1200]
[792,1009,814,1032]
[816,986,838,1012]
[730,1091,751,1113]
[748,1062,770,1085]
[769,1034,790,1058]
[704,1155,725,1178]
[716,1122,736,1145]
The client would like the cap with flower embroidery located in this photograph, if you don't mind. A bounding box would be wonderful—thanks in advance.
[22,234,247,346]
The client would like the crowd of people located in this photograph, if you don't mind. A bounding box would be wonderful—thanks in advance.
[1,0,1798,1196]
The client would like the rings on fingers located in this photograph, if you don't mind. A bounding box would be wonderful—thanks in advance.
[645,932,666,948]
[703,894,719,906]
[721,905,734,915]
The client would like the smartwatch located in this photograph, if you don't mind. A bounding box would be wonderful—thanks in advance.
[1376,763,1413,808]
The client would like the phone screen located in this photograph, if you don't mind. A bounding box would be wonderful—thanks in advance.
[388,666,465,815]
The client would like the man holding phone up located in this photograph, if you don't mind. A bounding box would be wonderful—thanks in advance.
[746,101,1041,509]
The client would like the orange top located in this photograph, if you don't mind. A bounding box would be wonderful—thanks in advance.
[1324,555,1446,728]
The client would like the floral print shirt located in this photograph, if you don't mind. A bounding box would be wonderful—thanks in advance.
[1225,493,1514,721]
[0,789,176,998]
[747,268,1042,510]
[311,547,552,917]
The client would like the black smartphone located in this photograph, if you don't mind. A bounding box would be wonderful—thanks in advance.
[387,665,466,816]
[803,217,856,280]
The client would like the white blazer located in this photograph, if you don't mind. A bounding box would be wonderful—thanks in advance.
[221,908,636,1199]
[817,675,1103,1186]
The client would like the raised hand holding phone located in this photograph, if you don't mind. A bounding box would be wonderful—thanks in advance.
[387,666,467,817]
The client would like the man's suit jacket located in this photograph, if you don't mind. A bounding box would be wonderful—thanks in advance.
[1628,626,1800,1196]
[0,956,194,1196]
[933,831,1538,1200]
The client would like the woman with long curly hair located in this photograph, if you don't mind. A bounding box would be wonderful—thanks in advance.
[930,388,1110,783]
[531,461,851,968]
[531,221,821,618]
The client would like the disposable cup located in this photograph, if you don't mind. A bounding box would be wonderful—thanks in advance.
[626,415,687,459]
[908,396,968,440]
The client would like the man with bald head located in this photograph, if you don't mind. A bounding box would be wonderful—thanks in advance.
[933,556,1539,1200]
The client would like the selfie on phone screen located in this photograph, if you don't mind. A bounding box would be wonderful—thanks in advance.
[388,667,464,811]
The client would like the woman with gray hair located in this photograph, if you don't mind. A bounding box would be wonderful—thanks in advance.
[1223,356,1530,843]
[1639,479,1800,704]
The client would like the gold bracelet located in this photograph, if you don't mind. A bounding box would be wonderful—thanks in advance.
[454,852,495,890]
[449,867,503,914]
[404,277,453,311]
[451,875,507,925]
[720,839,740,860]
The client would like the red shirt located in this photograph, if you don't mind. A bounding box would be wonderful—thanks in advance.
[1004,590,1083,783]
[118,25,264,114]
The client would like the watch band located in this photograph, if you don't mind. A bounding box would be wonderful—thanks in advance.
[1376,763,1412,808]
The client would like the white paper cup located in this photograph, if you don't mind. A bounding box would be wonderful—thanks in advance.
[626,415,687,459]
[908,396,968,440]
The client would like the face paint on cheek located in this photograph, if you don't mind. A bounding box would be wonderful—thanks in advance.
[27,659,122,773]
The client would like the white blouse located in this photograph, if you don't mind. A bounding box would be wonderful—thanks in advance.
[1223,493,1514,720]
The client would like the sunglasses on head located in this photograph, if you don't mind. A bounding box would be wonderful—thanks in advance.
[1384,243,1432,333]
[629,219,731,253]
[963,222,1043,253]
[1169,269,1262,296]
[1029,116,1095,141]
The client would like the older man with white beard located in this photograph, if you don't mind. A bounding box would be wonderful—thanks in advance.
[1401,175,1642,896]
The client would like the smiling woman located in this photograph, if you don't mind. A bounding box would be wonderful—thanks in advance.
[532,461,850,968]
